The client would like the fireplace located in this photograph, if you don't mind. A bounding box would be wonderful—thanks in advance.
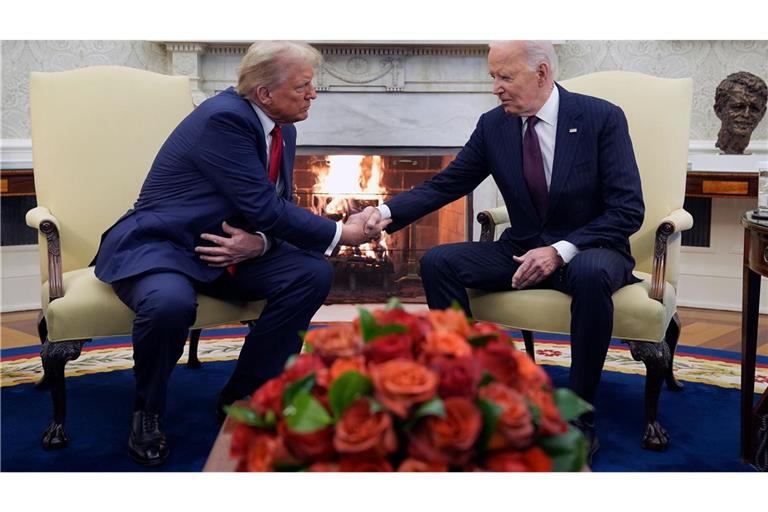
[293,152,467,303]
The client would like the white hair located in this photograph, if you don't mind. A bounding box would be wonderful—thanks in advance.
[489,40,559,80]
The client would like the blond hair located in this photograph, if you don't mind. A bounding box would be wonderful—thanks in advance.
[236,41,323,97]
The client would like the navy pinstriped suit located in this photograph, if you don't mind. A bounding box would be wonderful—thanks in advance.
[385,84,645,402]
[94,87,337,414]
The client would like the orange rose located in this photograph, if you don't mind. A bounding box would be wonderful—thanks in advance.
[513,350,552,393]
[478,382,534,450]
[527,388,568,436]
[408,397,482,466]
[484,447,553,472]
[397,458,449,472]
[333,399,398,456]
[304,323,361,362]
[469,320,511,344]
[431,355,482,398]
[339,456,393,472]
[421,331,472,362]
[329,356,367,383]
[250,376,286,415]
[369,359,439,418]
[277,420,335,463]
[363,333,413,364]
[476,339,520,387]
[426,309,472,337]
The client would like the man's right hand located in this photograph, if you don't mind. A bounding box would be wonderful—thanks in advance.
[340,206,392,246]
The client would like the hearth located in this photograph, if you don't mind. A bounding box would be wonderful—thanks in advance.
[293,152,467,303]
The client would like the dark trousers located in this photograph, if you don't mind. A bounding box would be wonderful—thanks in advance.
[419,240,630,404]
[112,243,333,414]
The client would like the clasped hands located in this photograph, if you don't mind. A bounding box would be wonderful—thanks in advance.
[339,206,392,246]
[511,246,563,289]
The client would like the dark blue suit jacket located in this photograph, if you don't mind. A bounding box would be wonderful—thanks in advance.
[94,86,337,284]
[386,84,645,279]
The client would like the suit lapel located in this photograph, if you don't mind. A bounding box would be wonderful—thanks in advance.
[546,84,582,222]
[280,126,295,200]
[503,115,540,221]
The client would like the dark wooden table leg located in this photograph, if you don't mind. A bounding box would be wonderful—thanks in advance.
[741,231,760,464]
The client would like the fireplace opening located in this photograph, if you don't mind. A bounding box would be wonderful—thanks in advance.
[293,152,468,304]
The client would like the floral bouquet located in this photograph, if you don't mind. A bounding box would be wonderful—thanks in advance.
[226,300,592,471]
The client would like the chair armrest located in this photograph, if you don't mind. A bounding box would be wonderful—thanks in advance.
[476,206,510,242]
[649,208,693,302]
[26,206,64,301]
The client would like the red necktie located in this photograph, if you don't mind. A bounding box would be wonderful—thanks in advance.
[522,116,548,218]
[227,124,283,277]
[268,125,282,184]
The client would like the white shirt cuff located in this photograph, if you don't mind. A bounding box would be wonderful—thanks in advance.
[551,240,579,264]
[254,231,270,256]
[377,204,392,220]
[324,221,343,257]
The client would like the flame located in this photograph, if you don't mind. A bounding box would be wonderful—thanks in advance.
[311,155,389,261]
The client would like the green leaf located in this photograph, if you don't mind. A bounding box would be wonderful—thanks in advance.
[553,388,594,422]
[449,299,464,311]
[282,372,316,407]
[467,334,497,347]
[479,371,494,387]
[357,306,408,342]
[528,401,542,428]
[476,398,503,452]
[537,425,587,472]
[367,397,383,414]
[223,405,276,429]
[283,392,333,433]
[298,331,313,354]
[328,371,373,420]
[385,297,403,311]
[404,398,446,430]
[284,353,300,369]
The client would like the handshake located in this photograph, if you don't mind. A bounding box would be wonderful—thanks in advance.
[339,206,392,246]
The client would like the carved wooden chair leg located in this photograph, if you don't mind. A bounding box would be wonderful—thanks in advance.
[521,330,535,361]
[35,314,51,390]
[186,329,202,369]
[627,339,671,451]
[664,313,684,391]
[40,339,84,450]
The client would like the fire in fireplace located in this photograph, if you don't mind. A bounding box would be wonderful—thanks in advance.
[293,153,468,303]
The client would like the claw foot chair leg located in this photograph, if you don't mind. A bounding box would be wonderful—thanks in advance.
[521,330,535,361]
[186,329,202,369]
[627,339,672,451]
[664,313,684,391]
[40,339,84,450]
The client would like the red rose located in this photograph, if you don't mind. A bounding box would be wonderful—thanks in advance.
[397,458,449,472]
[277,420,335,462]
[369,359,439,418]
[304,323,361,363]
[334,398,398,456]
[283,352,326,382]
[408,397,482,466]
[249,376,286,415]
[230,423,261,460]
[363,333,413,363]
[242,433,278,472]
[339,456,393,472]
[476,339,520,387]
[484,447,553,472]
[307,461,340,472]
[431,356,482,398]
[528,388,568,436]
[469,320,511,344]
[478,382,534,450]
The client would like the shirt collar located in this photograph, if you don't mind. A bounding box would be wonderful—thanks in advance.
[523,84,559,126]
[249,101,276,136]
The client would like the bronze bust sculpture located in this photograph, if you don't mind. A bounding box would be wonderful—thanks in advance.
[714,71,767,155]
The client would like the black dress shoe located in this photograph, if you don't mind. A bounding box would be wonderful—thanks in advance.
[571,418,600,467]
[128,410,169,467]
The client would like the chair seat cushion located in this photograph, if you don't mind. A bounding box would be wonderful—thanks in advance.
[468,271,676,343]
[42,267,265,342]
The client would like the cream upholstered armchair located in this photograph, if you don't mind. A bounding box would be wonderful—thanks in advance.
[27,66,265,450]
[469,71,693,451]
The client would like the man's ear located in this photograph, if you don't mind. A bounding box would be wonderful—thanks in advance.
[253,85,271,105]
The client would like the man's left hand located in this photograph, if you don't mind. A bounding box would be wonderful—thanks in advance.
[195,221,266,267]
[511,246,563,289]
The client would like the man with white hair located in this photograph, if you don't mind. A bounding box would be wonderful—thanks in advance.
[367,40,645,464]
[94,41,389,466]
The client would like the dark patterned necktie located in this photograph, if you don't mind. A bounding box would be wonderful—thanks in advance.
[522,116,548,218]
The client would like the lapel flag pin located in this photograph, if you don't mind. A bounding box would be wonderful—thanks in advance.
[569,128,578,133]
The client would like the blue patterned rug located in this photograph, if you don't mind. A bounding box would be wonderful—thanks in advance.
[2,327,765,471]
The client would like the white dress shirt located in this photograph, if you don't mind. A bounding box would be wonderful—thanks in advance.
[378,84,579,264]
[249,102,341,257]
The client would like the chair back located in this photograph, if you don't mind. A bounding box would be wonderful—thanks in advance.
[560,71,692,289]
[29,66,193,282]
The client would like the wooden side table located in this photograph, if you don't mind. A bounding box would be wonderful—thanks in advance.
[739,211,768,469]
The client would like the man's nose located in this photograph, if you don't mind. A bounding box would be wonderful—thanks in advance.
[307,82,318,100]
